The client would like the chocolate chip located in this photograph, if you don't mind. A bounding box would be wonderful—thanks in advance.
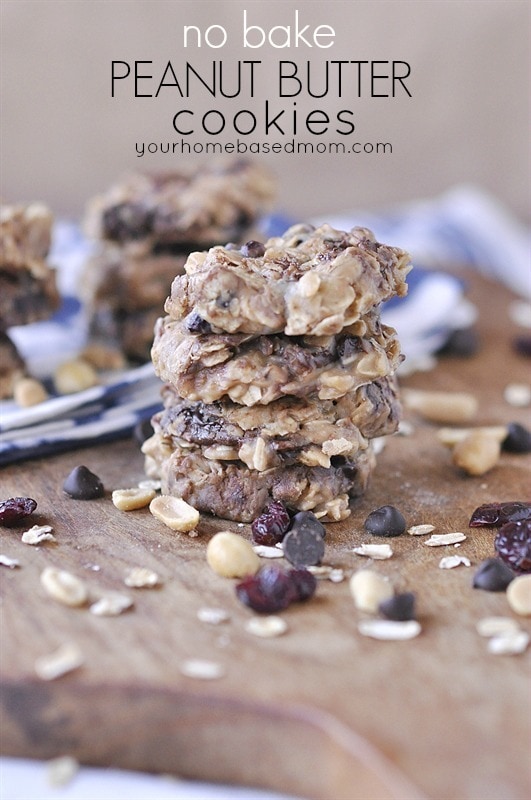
[364,505,406,537]
[184,312,212,335]
[502,422,531,454]
[240,240,265,258]
[472,558,515,591]
[436,327,480,358]
[378,592,416,621]
[291,511,326,539]
[133,417,154,445]
[512,335,531,358]
[283,517,325,567]
[63,466,104,500]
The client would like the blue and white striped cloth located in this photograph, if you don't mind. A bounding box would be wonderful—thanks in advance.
[1,184,529,465]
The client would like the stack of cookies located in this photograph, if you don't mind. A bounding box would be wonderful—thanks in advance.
[0,203,59,397]
[82,161,275,363]
[143,223,412,523]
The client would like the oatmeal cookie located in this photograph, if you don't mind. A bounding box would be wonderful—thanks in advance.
[160,376,401,442]
[0,331,26,399]
[152,313,402,405]
[84,161,275,252]
[143,435,376,522]
[165,223,411,336]
[0,203,59,329]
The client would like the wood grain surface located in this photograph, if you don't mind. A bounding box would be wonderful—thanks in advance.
[1,272,530,800]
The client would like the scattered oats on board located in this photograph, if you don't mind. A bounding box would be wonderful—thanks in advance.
[253,544,284,559]
[439,555,471,569]
[21,524,56,545]
[476,616,521,638]
[352,543,393,560]
[90,592,134,616]
[35,642,84,680]
[487,631,529,656]
[124,567,160,588]
[197,607,230,625]
[307,565,345,582]
[408,524,435,536]
[503,383,531,407]
[358,619,421,641]
[46,755,79,788]
[179,659,226,680]
[0,554,20,568]
[424,532,466,547]
[245,615,288,638]
[40,567,88,607]
[138,478,162,492]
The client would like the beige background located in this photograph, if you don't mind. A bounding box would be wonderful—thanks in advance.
[1,0,529,224]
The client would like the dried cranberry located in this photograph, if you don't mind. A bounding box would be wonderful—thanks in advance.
[378,592,416,621]
[436,327,480,358]
[235,565,298,613]
[469,501,531,527]
[364,505,406,537]
[472,558,515,591]
[502,422,531,454]
[240,240,265,258]
[494,519,531,573]
[251,500,291,546]
[0,496,37,527]
[288,568,317,601]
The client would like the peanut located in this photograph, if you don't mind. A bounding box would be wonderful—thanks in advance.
[349,569,393,612]
[206,531,261,579]
[112,487,157,511]
[54,358,99,395]
[13,377,49,407]
[40,567,88,607]
[149,495,199,532]
[437,425,508,447]
[402,388,478,424]
[452,431,501,476]
[506,575,531,616]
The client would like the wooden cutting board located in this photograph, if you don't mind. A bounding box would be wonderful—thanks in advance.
[1,272,530,800]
